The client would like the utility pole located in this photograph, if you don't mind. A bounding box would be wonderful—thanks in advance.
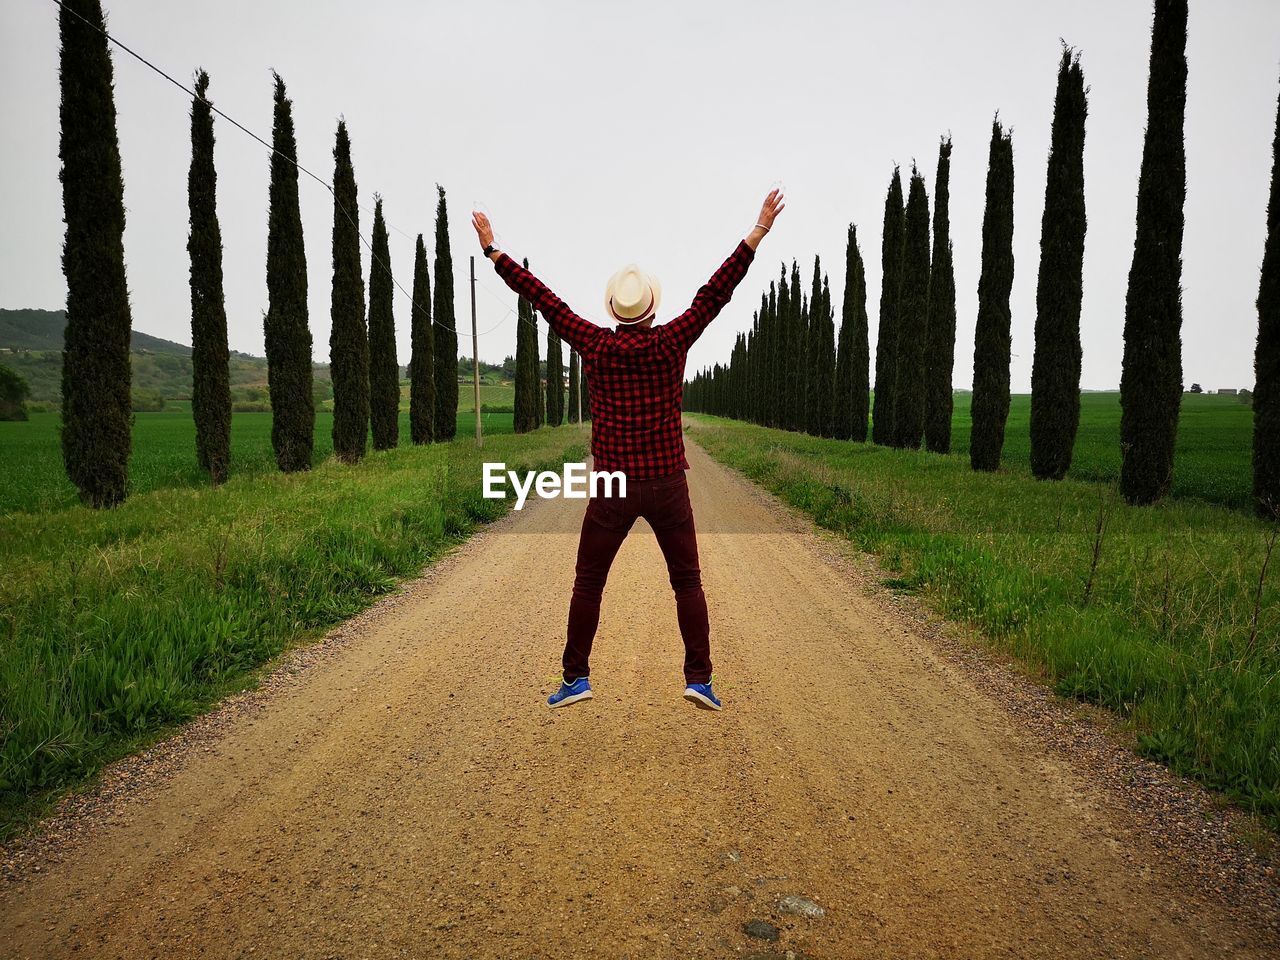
[470,255,482,448]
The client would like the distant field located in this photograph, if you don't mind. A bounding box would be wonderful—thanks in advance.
[458,380,515,410]
[0,408,518,514]
[388,380,516,412]
[947,392,1253,510]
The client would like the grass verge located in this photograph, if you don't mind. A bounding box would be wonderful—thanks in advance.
[0,424,586,835]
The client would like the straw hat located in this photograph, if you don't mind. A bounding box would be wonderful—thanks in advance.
[604,263,662,325]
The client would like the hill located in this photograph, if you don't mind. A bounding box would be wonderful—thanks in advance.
[0,308,195,356]
[1,308,509,406]
[0,307,321,404]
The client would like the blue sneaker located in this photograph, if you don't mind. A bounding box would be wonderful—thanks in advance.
[548,676,593,708]
[683,681,722,711]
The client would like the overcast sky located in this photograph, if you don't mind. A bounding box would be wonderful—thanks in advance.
[3,0,1278,391]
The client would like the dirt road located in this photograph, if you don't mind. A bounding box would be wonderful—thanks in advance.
[2,440,1276,958]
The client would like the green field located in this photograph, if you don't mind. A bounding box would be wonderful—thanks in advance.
[0,415,587,831]
[686,415,1279,823]
[0,404,518,514]
[949,392,1254,511]
[453,380,516,411]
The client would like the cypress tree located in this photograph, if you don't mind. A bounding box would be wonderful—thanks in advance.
[0,363,31,421]
[805,257,822,433]
[788,261,804,430]
[747,296,757,424]
[58,0,133,508]
[546,327,564,426]
[1120,0,1188,505]
[514,257,539,433]
[803,259,836,437]
[1255,81,1280,519]
[188,69,231,484]
[765,282,779,426]
[872,168,905,445]
[263,73,314,472]
[532,290,544,429]
[970,119,1016,472]
[893,166,931,449]
[816,275,837,437]
[834,223,870,441]
[432,185,459,440]
[328,120,369,463]
[368,197,399,450]
[800,291,810,430]
[776,267,791,429]
[409,233,435,444]
[581,367,592,422]
[924,137,958,454]
[567,348,581,423]
[1030,49,1089,480]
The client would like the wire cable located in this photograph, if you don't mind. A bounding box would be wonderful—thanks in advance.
[50,0,539,342]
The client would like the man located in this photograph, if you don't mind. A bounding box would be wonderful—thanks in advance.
[472,189,784,711]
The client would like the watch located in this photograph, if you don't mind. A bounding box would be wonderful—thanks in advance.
[483,242,499,258]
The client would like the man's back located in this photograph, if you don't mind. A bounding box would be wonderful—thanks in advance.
[493,239,755,478]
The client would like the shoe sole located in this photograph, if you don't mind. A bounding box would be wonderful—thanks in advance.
[683,688,722,711]
[548,689,593,709]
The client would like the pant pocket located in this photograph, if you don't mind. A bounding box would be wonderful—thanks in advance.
[647,476,692,530]
[588,492,634,531]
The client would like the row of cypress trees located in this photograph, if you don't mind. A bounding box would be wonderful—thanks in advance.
[677,28,1130,495]
[689,0,1275,518]
[247,83,464,471]
[701,0,1280,519]
[873,141,961,457]
[513,277,576,432]
[682,251,845,437]
[57,0,464,506]
[687,143,958,453]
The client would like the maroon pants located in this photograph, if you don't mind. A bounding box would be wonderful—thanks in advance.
[564,470,711,684]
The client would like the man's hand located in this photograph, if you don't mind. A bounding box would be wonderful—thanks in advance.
[745,188,785,250]
[471,210,498,260]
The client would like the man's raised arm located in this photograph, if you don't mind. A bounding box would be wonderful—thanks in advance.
[662,189,786,352]
[471,211,601,356]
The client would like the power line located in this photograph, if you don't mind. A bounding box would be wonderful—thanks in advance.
[50,0,534,341]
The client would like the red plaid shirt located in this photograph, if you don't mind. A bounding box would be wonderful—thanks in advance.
[493,239,756,478]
